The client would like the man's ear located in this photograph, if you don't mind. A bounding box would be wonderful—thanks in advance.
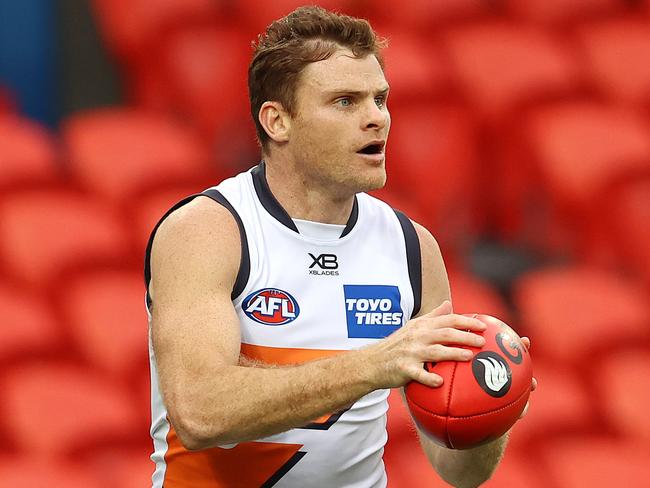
[258,101,291,144]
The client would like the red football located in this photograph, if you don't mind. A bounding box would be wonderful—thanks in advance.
[404,314,533,449]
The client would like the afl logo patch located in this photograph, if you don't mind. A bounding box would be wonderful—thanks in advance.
[472,351,512,398]
[243,288,300,326]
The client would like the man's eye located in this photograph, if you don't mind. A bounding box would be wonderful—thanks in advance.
[375,96,386,107]
[337,98,352,107]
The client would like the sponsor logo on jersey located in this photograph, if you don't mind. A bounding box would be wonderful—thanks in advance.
[308,253,339,276]
[243,288,300,326]
[343,285,404,338]
[472,351,512,397]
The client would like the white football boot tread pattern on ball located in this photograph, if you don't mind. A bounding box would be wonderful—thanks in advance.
[477,357,509,392]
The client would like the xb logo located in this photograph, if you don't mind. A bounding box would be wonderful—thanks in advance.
[308,253,339,276]
[309,253,339,269]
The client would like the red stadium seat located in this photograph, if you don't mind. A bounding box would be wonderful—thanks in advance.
[0,456,101,488]
[2,362,139,455]
[380,30,451,104]
[156,23,255,146]
[443,22,579,118]
[386,104,482,249]
[578,19,650,105]
[507,361,595,450]
[0,189,129,286]
[62,108,214,203]
[156,23,259,164]
[87,449,153,488]
[236,0,354,32]
[91,0,221,60]
[605,178,650,283]
[59,270,149,377]
[525,102,650,207]
[504,0,623,24]
[598,349,650,443]
[542,437,650,488]
[153,23,259,161]
[447,270,512,324]
[126,54,175,112]
[0,115,58,189]
[0,281,60,362]
[482,451,548,488]
[513,266,650,364]
[495,102,650,251]
[365,0,489,30]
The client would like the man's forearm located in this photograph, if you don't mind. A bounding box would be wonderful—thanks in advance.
[168,348,379,449]
[420,431,509,488]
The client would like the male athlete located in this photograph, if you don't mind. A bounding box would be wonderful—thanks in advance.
[145,6,534,487]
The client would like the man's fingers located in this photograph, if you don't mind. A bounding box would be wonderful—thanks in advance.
[407,365,443,388]
[427,300,453,318]
[426,314,487,332]
[425,344,475,362]
[426,328,486,348]
[521,336,531,351]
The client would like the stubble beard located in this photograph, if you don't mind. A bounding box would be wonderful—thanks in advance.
[291,135,387,197]
[331,164,387,198]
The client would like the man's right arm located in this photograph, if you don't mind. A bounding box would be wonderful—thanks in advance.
[150,198,486,450]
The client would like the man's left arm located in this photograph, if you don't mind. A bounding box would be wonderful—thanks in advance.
[404,222,531,488]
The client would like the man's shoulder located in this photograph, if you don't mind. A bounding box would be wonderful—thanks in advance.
[163,195,236,232]
[152,194,241,262]
[148,194,242,297]
[411,221,438,250]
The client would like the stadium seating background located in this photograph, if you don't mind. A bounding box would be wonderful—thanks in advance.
[1,1,649,486]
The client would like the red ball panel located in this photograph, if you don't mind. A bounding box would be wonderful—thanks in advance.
[406,360,457,416]
[404,314,533,449]
[445,390,531,449]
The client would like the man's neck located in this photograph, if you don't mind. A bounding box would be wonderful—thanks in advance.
[263,156,355,225]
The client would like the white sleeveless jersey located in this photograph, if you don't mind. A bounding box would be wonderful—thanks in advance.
[146,163,422,488]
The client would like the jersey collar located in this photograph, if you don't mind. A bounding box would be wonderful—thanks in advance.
[251,161,358,238]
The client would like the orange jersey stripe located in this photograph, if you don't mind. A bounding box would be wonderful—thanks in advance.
[240,343,344,365]
[164,426,303,487]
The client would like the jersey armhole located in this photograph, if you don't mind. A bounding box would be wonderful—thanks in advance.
[144,189,251,309]
[392,210,422,318]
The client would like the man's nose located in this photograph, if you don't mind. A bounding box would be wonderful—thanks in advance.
[363,100,388,130]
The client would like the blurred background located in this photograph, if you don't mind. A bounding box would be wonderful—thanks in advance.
[1,0,649,486]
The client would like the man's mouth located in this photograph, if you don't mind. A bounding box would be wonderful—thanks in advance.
[357,141,385,155]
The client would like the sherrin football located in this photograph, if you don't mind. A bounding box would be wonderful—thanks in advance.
[404,314,533,449]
